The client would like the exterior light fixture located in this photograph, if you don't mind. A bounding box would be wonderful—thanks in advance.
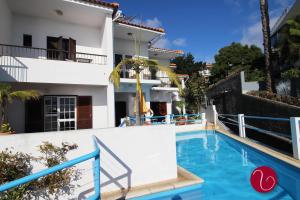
[55,9,63,16]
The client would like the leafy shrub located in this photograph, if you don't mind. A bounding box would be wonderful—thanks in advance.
[0,123,12,133]
[248,91,300,107]
[281,68,300,79]
[0,142,80,200]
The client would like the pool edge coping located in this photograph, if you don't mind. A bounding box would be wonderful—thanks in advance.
[101,166,204,200]
[216,127,300,169]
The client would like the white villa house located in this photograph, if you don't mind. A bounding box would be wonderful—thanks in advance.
[0,0,186,132]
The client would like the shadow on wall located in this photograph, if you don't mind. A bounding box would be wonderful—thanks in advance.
[0,57,28,82]
[78,137,132,199]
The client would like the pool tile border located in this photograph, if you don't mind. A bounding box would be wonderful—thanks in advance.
[101,166,203,200]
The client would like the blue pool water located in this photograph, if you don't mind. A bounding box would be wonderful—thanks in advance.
[134,131,300,200]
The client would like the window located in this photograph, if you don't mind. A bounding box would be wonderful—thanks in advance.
[115,54,123,67]
[47,36,76,61]
[44,96,77,132]
[23,34,32,47]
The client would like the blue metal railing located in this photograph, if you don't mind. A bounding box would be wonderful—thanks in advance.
[218,113,291,142]
[0,135,101,200]
[126,114,203,126]
[243,115,290,122]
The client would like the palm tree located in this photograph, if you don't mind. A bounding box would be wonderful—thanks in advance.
[109,58,181,125]
[260,0,274,93]
[0,83,39,132]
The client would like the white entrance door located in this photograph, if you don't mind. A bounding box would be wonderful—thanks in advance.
[44,96,77,132]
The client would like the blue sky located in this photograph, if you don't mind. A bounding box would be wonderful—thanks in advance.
[113,0,295,62]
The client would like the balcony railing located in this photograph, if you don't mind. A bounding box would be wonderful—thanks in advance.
[120,68,176,87]
[0,44,107,65]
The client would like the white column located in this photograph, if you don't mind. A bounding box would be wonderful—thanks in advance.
[181,79,186,89]
[144,89,151,122]
[238,114,246,138]
[104,14,115,127]
[290,117,300,160]
[165,115,171,124]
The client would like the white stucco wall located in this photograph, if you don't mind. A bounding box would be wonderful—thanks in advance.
[0,125,177,198]
[7,83,109,133]
[114,38,149,58]
[0,0,12,44]
[11,14,106,55]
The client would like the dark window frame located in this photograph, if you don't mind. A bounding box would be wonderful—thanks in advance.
[23,34,32,47]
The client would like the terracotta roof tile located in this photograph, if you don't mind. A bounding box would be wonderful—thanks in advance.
[149,47,184,55]
[79,0,119,9]
[115,19,165,33]
[177,74,189,77]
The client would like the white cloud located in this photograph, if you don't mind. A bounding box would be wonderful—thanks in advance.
[224,0,241,8]
[144,17,162,28]
[240,2,293,48]
[154,37,187,49]
[132,17,162,28]
[154,38,171,49]
[172,38,187,47]
[241,17,279,48]
[224,0,242,13]
[275,0,292,8]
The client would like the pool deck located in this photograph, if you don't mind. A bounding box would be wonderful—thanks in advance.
[101,166,203,200]
[215,125,300,169]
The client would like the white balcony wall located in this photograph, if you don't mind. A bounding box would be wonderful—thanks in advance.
[156,58,171,67]
[0,0,12,44]
[0,57,110,85]
[114,38,149,58]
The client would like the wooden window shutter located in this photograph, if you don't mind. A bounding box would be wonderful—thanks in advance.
[69,38,76,61]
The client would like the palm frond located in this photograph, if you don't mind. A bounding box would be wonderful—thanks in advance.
[109,60,126,88]
[145,59,159,67]
[9,90,40,101]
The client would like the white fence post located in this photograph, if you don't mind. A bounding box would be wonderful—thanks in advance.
[238,114,246,138]
[290,117,300,160]
[165,115,171,124]
[201,113,206,121]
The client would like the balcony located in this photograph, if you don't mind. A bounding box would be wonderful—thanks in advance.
[119,67,179,90]
[0,44,107,65]
[0,44,110,85]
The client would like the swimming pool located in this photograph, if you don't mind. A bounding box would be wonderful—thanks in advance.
[133,130,300,200]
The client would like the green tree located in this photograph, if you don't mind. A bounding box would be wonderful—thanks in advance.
[172,53,205,75]
[109,58,181,125]
[211,42,264,83]
[185,73,207,113]
[0,84,39,132]
[260,0,274,92]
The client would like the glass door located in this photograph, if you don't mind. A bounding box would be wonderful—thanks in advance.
[44,96,77,132]
[57,97,76,131]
